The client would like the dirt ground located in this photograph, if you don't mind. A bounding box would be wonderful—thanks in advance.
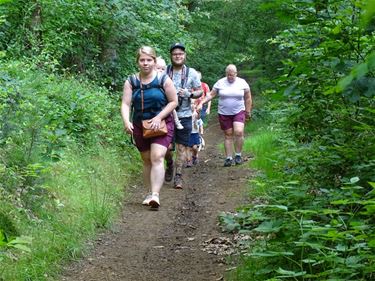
[60,119,253,281]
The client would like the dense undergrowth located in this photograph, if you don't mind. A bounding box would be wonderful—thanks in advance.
[0,60,140,280]
[222,99,375,281]
[220,1,375,280]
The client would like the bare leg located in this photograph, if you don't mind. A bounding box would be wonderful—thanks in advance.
[175,143,187,175]
[149,143,168,194]
[233,121,245,154]
[140,151,151,191]
[223,128,234,158]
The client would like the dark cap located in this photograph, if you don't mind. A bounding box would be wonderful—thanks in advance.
[170,42,185,53]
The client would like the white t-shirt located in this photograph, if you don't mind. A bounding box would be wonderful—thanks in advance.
[191,110,203,134]
[213,77,250,115]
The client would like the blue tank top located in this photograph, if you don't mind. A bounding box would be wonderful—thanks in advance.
[130,75,167,123]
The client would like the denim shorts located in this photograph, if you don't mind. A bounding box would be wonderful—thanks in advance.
[218,110,246,131]
[133,114,174,152]
[188,133,201,147]
[175,116,192,146]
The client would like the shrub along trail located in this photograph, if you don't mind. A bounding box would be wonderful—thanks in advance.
[61,119,253,281]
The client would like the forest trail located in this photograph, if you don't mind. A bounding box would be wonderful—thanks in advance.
[60,119,253,281]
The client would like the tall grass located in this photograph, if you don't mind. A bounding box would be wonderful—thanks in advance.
[244,120,280,179]
[0,146,140,281]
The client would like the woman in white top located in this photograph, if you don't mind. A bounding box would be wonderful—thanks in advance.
[198,64,252,166]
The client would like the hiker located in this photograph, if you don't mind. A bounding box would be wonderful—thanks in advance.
[164,42,202,189]
[156,56,184,130]
[186,100,203,167]
[196,71,211,123]
[121,46,177,209]
[197,64,252,167]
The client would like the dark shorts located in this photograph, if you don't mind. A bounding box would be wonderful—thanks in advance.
[188,133,201,147]
[133,114,174,152]
[218,110,246,131]
[175,116,192,146]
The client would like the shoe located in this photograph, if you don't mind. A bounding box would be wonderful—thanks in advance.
[186,160,193,168]
[142,193,152,205]
[175,119,184,130]
[234,155,243,165]
[199,136,205,151]
[224,158,233,167]
[149,194,160,209]
[174,173,183,189]
[192,156,199,165]
[165,161,174,182]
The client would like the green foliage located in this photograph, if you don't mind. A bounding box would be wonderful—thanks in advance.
[222,2,374,279]
[187,0,287,88]
[266,0,375,186]
[0,146,137,281]
[0,60,140,279]
[222,178,375,281]
[0,0,194,90]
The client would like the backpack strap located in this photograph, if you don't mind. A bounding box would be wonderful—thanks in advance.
[166,65,173,79]
[128,74,139,90]
[158,73,168,91]
[183,66,190,88]
[166,65,189,88]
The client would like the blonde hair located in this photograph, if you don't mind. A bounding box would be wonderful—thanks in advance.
[155,56,166,72]
[136,46,157,63]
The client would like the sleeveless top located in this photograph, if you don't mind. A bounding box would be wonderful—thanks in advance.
[129,74,168,123]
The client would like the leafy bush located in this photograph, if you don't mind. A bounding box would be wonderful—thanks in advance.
[0,60,140,280]
[222,178,375,281]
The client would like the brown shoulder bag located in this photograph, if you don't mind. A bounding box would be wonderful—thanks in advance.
[140,78,167,139]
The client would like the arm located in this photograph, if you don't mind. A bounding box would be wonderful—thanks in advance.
[178,87,203,99]
[196,88,217,111]
[244,88,252,120]
[206,100,212,115]
[203,84,211,114]
[120,80,134,134]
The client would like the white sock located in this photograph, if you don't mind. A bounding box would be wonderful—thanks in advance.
[235,153,241,157]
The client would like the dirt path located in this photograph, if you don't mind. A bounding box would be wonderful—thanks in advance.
[61,119,253,281]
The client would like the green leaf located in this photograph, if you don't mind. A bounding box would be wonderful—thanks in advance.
[351,63,368,79]
[337,74,354,91]
[11,244,31,252]
[254,205,288,211]
[368,239,375,248]
[350,177,360,184]
[250,251,294,257]
[253,220,283,233]
[276,268,306,277]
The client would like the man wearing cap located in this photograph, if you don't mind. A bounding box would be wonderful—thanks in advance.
[164,42,202,189]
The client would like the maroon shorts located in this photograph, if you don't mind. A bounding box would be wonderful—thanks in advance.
[218,110,246,131]
[133,114,174,152]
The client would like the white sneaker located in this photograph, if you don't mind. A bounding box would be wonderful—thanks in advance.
[198,136,205,151]
[175,119,184,130]
[142,194,152,205]
[149,194,160,209]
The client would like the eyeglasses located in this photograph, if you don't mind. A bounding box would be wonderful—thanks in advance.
[171,52,185,57]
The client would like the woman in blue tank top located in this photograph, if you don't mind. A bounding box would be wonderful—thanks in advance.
[121,46,177,209]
